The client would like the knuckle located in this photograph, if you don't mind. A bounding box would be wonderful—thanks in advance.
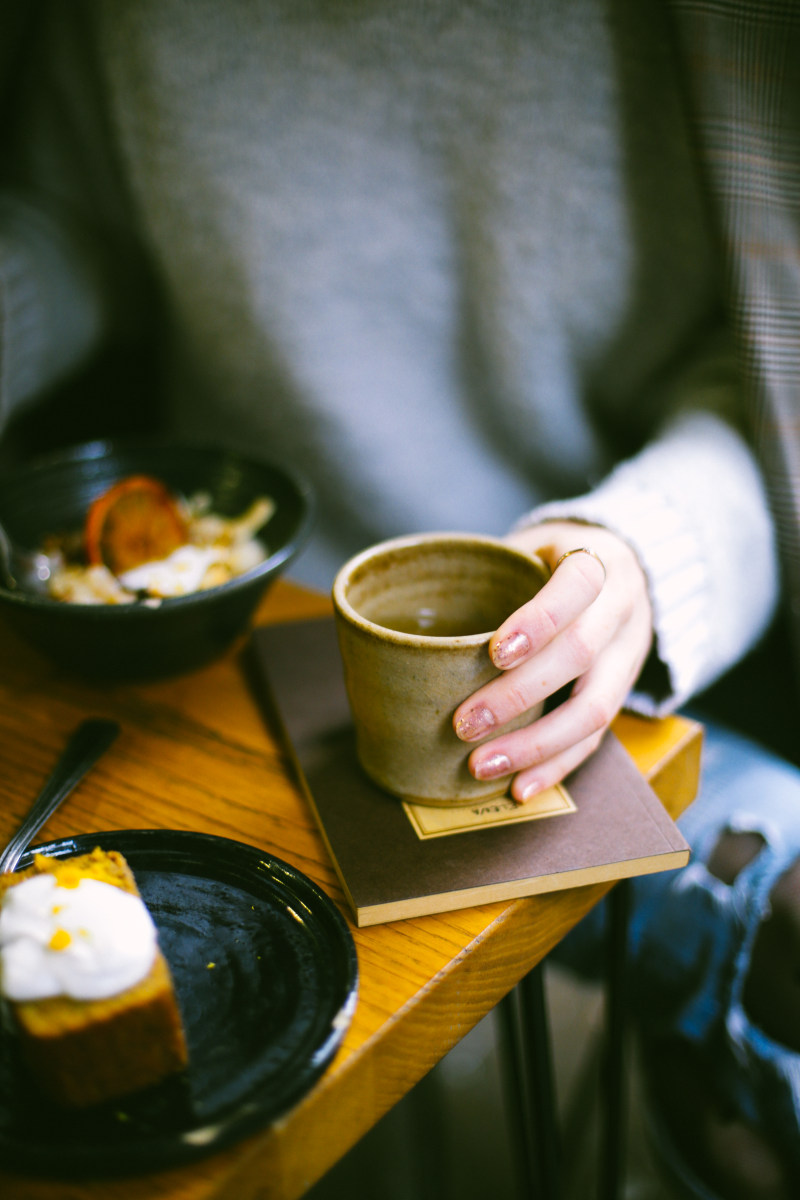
[506,679,538,716]
[576,557,601,588]
[584,728,606,754]
[582,693,614,734]
[529,598,561,643]
[563,624,594,673]
[567,553,605,597]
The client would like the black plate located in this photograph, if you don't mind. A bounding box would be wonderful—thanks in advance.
[0,830,358,1179]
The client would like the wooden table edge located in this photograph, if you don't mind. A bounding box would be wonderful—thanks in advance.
[0,583,705,1200]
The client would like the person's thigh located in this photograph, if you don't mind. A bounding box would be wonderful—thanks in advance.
[557,716,800,1154]
[555,717,800,1013]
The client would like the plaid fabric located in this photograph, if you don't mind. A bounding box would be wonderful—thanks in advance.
[669,1,800,666]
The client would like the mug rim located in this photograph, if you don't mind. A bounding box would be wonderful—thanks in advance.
[331,531,549,647]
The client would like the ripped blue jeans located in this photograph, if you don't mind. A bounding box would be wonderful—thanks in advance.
[555,715,800,1161]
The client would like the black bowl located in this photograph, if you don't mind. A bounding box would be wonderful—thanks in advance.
[0,439,314,681]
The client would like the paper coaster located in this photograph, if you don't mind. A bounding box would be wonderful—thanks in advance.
[402,784,576,840]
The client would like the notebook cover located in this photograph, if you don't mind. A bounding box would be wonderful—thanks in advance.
[251,617,690,927]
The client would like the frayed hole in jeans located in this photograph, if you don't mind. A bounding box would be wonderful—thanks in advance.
[707,829,766,885]
[742,854,800,1052]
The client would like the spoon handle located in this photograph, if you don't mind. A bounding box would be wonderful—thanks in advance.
[0,718,120,874]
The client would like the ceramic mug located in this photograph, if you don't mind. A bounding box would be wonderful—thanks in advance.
[332,532,550,806]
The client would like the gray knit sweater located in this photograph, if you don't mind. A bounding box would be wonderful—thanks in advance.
[0,0,778,712]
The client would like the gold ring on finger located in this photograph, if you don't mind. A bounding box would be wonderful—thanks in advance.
[554,546,606,582]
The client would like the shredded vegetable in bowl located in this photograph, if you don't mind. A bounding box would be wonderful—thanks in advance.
[43,479,275,606]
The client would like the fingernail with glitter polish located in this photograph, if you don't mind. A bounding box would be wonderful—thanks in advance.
[472,753,512,781]
[455,705,496,741]
[492,631,530,668]
[518,780,542,804]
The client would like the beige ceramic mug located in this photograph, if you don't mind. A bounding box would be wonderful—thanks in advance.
[332,532,550,806]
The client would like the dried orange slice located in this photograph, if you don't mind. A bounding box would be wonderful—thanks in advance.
[84,475,188,575]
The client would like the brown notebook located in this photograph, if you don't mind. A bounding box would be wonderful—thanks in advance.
[251,617,690,927]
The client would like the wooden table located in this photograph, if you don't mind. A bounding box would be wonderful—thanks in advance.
[0,579,703,1200]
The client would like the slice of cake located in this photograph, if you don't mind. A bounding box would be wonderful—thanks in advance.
[0,846,188,1108]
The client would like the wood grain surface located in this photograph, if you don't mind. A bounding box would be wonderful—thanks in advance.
[0,579,702,1200]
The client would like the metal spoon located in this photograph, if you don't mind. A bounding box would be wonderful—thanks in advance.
[0,718,121,874]
[0,518,56,595]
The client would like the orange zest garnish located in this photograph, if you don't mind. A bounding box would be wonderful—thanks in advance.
[84,475,188,576]
[55,867,82,890]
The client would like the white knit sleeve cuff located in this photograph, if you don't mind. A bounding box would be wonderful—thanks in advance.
[517,488,706,715]
[513,413,778,717]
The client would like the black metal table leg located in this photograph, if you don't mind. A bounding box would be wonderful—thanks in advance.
[498,987,540,1198]
[600,878,631,1200]
[498,964,561,1200]
[521,964,562,1199]
[405,1066,450,1200]
[497,878,632,1200]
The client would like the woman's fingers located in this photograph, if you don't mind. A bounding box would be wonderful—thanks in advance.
[452,520,655,798]
[489,546,607,669]
[454,570,618,741]
[509,728,607,802]
[467,617,651,800]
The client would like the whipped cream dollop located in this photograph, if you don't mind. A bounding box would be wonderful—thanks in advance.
[0,874,158,1002]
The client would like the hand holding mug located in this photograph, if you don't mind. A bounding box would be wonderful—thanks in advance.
[454,521,654,802]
